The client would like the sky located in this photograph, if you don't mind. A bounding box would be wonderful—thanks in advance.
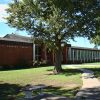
[0,0,98,48]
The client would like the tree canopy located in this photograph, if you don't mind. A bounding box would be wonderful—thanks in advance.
[6,0,100,73]
[91,15,100,46]
[91,35,100,48]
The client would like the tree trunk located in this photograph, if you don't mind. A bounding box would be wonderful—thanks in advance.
[54,47,63,74]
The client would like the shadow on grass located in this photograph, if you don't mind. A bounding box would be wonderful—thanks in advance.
[45,86,79,98]
[32,86,80,100]
[46,68,82,76]
[0,83,23,100]
[0,83,79,100]
[84,67,100,78]
[0,65,52,71]
[0,66,33,71]
[76,87,100,100]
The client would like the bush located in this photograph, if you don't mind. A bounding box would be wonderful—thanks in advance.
[33,60,47,67]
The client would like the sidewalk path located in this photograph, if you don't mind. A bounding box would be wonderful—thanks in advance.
[64,65,100,100]
[76,68,100,100]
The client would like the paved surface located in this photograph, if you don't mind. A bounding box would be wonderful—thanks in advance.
[32,94,71,100]
[75,68,100,100]
[64,65,100,100]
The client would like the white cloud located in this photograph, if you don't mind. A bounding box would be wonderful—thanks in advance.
[0,0,23,23]
[0,4,9,22]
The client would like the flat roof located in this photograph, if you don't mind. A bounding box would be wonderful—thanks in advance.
[71,46,100,51]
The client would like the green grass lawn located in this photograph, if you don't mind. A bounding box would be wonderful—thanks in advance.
[0,66,82,100]
[83,62,100,65]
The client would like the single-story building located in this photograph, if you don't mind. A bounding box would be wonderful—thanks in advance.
[0,33,100,67]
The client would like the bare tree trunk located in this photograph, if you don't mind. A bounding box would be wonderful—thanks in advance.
[54,47,63,74]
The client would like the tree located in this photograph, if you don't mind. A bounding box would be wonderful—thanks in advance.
[6,0,99,73]
[91,15,100,48]
[91,35,100,48]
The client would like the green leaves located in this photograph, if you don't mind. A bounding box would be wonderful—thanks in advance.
[6,0,99,50]
[91,35,100,46]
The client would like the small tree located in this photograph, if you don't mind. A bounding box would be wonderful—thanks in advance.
[6,0,99,73]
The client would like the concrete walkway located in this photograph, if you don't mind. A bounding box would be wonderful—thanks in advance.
[64,65,100,100]
[75,68,100,100]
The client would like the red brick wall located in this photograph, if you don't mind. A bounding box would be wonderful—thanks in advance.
[0,41,33,67]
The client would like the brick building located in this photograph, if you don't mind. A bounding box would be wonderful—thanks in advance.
[0,33,100,67]
[0,34,33,67]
